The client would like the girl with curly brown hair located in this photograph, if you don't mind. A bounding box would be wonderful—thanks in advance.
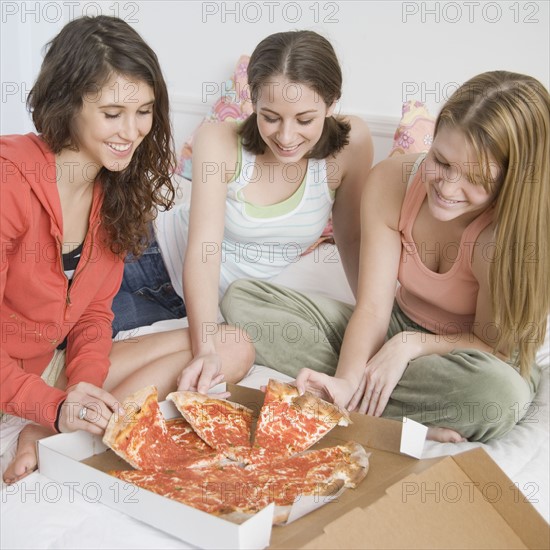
[1,16,253,484]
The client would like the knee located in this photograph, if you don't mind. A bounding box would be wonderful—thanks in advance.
[450,351,531,441]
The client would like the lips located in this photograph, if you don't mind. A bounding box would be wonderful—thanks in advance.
[272,140,304,157]
[106,142,132,153]
[434,187,463,205]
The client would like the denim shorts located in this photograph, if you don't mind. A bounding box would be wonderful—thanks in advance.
[111,239,186,335]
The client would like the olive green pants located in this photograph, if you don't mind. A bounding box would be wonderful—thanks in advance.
[221,280,541,442]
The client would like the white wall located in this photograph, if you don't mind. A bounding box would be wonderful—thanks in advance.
[2,1,549,162]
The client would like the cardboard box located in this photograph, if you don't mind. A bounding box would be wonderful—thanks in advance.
[38,385,549,550]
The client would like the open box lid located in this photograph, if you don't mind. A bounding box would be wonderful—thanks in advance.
[223,387,548,550]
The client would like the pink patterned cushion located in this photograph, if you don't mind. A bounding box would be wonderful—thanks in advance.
[389,100,435,157]
[176,55,252,179]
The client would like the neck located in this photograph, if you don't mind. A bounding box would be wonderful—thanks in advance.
[55,148,100,190]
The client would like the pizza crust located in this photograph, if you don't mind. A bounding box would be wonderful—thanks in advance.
[102,385,158,469]
[166,391,253,416]
[265,379,351,426]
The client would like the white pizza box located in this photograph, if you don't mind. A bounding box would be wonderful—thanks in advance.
[38,385,547,549]
[36,384,423,549]
[37,404,274,550]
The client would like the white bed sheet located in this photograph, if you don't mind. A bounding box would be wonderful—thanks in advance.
[1,245,548,549]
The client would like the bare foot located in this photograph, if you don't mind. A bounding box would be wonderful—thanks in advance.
[427,426,467,443]
[3,424,55,484]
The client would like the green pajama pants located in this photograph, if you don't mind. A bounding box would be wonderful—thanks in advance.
[221,279,542,443]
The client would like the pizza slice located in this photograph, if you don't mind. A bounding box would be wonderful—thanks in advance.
[110,464,267,524]
[109,441,369,526]
[103,386,222,470]
[166,391,254,459]
[252,379,351,460]
[247,441,369,525]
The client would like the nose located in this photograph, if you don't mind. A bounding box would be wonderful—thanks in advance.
[277,120,296,145]
[119,115,139,141]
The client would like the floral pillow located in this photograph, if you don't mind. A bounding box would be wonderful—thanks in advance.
[176,55,253,180]
[389,100,435,157]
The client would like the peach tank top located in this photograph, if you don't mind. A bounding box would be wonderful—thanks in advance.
[395,157,494,334]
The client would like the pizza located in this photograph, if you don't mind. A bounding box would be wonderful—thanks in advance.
[110,463,262,525]
[252,379,351,459]
[104,381,368,526]
[166,391,253,460]
[110,442,369,525]
[103,386,222,470]
[165,417,226,466]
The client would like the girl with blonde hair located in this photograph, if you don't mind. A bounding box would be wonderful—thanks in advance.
[222,71,549,442]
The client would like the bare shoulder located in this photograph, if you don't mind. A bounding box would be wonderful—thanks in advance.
[362,153,422,230]
[194,120,238,141]
[367,153,421,192]
[192,121,239,180]
[346,114,372,143]
[193,122,238,159]
[336,115,372,158]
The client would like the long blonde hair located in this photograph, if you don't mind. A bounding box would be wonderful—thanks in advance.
[436,71,549,377]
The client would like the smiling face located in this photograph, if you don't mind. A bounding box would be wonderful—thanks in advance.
[254,75,335,163]
[72,73,154,172]
[421,125,500,223]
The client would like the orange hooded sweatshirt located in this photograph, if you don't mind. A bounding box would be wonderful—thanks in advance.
[1,133,124,430]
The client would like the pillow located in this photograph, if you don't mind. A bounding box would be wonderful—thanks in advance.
[176,55,252,180]
[389,100,435,157]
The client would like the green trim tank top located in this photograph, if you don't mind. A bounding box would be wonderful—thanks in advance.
[156,138,334,300]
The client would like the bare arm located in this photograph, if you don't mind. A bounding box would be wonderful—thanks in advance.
[331,116,374,297]
[297,155,408,406]
[351,210,501,415]
[180,123,238,391]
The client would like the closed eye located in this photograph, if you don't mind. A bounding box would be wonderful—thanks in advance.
[263,115,279,123]
[298,119,313,126]
[104,113,120,119]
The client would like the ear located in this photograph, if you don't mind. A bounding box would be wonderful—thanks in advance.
[326,100,337,118]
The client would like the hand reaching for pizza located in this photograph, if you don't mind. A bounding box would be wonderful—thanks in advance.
[295,369,356,410]
[347,332,414,415]
[57,382,122,436]
[177,352,229,397]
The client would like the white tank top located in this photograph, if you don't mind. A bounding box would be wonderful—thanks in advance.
[156,140,335,300]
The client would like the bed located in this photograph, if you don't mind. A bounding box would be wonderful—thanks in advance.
[2,83,549,546]
[1,241,548,549]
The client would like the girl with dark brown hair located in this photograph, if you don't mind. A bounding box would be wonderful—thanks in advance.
[112,30,374,397]
[1,16,252,484]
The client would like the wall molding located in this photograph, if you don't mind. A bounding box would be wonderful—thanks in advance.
[170,93,399,139]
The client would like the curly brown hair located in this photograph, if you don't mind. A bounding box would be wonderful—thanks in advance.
[27,15,175,256]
